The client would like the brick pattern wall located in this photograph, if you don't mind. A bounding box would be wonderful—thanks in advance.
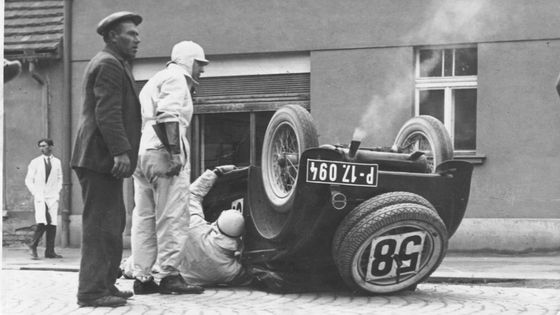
[3,228,34,247]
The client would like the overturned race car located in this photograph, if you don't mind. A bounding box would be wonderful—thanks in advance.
[202,104,473,295]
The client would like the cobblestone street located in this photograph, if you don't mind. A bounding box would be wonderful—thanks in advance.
[1,270,559,315]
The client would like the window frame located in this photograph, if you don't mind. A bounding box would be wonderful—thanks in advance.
[190,110,267,177]
[189,73,310,178]
[414,45,482,159]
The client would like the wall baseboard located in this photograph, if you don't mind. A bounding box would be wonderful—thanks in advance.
[449,218,560,253]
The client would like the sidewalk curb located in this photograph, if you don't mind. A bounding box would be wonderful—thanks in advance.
[18,266,79,272]
[6,265,559,288]
[426,276,557,284]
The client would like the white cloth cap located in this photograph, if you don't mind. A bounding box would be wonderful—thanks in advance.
[169,41,209,79]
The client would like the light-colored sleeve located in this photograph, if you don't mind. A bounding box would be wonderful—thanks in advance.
[55,158,63,193]
[155,73,188,123]
[24,160,36,196]
[189,170,218,218]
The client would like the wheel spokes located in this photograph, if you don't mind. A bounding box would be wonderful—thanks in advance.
[402,134,435,171]
[271,125,299,195]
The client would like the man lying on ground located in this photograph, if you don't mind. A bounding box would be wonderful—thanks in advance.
[121,165,252,287]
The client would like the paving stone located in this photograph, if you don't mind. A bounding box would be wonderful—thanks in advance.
[1,270,559,315]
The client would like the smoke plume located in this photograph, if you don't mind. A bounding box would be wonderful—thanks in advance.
[352,0,501,144]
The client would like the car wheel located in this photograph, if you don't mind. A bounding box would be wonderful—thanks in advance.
[261,105,318,213]
[332,192,435,257]
[393,115,453,172]
[334,203,448,294]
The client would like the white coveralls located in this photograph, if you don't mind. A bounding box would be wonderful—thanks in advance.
[24,155,63,225]
[123,170,245,286]
[180,170,244,286]
[130,61,193,279]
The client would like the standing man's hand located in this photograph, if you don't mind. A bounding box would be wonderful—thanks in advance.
[112,153,131,178]
[165,154,183,176]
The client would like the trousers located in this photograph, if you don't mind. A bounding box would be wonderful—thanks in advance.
[29,204,58,256]
[131,149,190,279]
[75,168,126,302]
[29,204,54,252]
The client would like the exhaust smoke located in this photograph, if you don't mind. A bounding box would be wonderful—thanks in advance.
[351,1,503,146]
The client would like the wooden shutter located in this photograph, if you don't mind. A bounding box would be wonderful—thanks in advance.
[136,73,310,114]
[193,73,310,113]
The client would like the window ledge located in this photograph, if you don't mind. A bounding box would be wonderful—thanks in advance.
[453,152,486,165]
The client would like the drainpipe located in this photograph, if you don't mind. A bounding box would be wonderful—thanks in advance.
[61,0,73,247]
[29,61,49,137]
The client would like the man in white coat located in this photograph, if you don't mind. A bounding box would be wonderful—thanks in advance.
[25,138,63,259]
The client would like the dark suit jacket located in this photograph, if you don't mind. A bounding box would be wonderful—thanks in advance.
[71,46,141,175]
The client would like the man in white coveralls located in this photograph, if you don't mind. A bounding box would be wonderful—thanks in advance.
[130,41,208,295]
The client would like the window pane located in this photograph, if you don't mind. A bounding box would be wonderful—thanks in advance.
[444,49,453,76]
[419,49,442,77]
[454,89,477,150]
[203,113,251,169]
[419,89,444,122]
[255,111,274,166]
[455,48,477,76]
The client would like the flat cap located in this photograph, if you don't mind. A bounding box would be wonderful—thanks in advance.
[96,11,142,36]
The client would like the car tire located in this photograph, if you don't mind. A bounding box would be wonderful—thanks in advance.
[393,115,453,172]
[332,192,435,257]
[334,203,448,294]
[261,105,318,213]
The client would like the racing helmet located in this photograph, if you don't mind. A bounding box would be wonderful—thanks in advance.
[216,209,245,238]
[169,41,208,78]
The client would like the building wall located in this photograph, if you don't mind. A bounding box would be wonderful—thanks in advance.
[310,47,414,146]
[4,69,43,216]
[4,60,65,213]
[471,40,560,219]
[65,0,560,250]
[3,59,66,242]
[71,0,560,60]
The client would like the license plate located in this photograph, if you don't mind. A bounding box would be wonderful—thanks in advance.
[306,159,378,187]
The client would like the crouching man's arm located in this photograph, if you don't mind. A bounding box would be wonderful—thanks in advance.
[189,165,237,224]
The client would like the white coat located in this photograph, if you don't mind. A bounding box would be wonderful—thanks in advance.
[24,155,63,225]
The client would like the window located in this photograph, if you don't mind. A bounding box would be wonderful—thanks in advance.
[192,111,274,172]
[415,47,477,152]
[190,73,310,177]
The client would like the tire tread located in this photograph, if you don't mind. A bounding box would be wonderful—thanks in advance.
[334,203,447,294]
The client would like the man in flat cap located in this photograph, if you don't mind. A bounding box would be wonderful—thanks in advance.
[71,11,142,307]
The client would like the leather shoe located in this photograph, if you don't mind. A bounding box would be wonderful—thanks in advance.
[27,244,39,259]
[112,289,133,299]
[133,279,159,295]
[45,253,63,259]
[77,296,126,307]
[159,274,204,295]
